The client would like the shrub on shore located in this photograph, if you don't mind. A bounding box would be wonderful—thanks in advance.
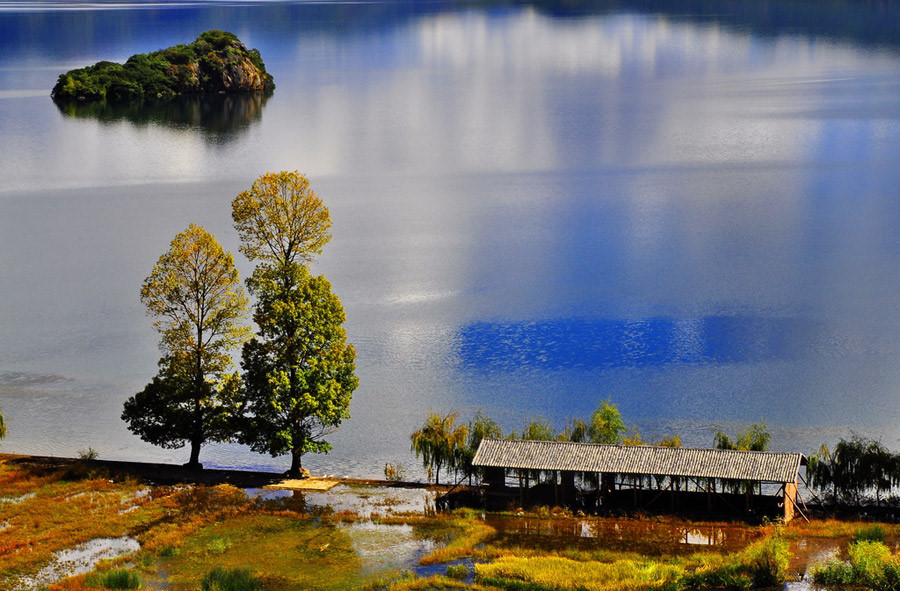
[812,540,900,590]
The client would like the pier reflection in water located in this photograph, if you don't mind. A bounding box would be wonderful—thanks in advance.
[483,514,758,556]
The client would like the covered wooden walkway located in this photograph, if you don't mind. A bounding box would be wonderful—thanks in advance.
[472,439,807,522]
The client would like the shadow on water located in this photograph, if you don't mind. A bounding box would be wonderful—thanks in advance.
[53,93,269,143]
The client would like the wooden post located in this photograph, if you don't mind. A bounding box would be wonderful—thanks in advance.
[784,482,798,523]
[554,470,559,506]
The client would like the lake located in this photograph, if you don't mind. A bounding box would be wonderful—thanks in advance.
[0,0,898,478]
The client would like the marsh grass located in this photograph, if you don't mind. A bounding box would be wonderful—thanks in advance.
[156,514,365,591]
[473,532,789,591]
[83,568,141,589]
[201,567,261,591]
[856,524,888,544]
[0,461,153,582]
[378,510,496,566]
[475,555,684,591]
[445,564,468,579]
[812,540,900,590]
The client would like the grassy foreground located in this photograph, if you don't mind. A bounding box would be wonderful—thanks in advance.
[1,456,898,591]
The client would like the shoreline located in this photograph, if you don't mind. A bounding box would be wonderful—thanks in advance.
[0,452,453,492]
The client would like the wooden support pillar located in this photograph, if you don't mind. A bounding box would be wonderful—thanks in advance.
[784,482,798,523]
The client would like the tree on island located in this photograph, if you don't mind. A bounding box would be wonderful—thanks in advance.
[232,171,357,477]
[122,224,250,469]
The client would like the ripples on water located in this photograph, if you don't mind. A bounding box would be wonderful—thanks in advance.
[0,0,898,477]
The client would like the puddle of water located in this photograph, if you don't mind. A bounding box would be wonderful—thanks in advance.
[247,484,437,518]
[14,536,140,589]
[341,521,438,575]
[0,492,36,505]
[117,486,152,514]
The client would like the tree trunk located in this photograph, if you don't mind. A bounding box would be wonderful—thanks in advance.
[186,440,202,470]
[185,394,203,470]
[286,447,305,478]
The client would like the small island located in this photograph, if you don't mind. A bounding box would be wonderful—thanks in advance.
[51,30,274,103]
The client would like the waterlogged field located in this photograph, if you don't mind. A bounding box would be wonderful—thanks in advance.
[2,456,900,591]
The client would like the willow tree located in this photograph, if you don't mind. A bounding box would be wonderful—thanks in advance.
[410,412,468,485]
[238,264,357,476]
[122,224,250,469]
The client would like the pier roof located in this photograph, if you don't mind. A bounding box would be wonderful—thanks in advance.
[472,439,803,483]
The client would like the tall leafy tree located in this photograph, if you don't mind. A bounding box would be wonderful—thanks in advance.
[232,171,357,477]
[239,264,357,476]
[122,224,250,469]
[0,406,6,441]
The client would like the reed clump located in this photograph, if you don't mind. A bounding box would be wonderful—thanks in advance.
[84,568,142,589]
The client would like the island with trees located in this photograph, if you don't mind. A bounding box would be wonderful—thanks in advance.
[50,30,274,103]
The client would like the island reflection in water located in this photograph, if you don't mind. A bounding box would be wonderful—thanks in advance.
[53,92,269,141]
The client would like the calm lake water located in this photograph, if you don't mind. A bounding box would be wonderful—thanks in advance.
[0,0,898,478]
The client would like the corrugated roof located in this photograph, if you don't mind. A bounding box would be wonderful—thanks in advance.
[472,439,803,483]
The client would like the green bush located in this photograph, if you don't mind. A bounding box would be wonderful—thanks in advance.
[813,541,899,590]
[201,567,261,591]
[85,568,142,589]
[446,564,469,579]
[743,535,790,587]
[851,541,892,584]
[812,558,854,586]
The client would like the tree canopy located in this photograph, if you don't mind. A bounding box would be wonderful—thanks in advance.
[231,171,332,270]
[238,264,357,476]
[51,30,274,102]
[588,399,626,444]
[714,423,771,452]
[232,172,356,477]
[123,224,250,468]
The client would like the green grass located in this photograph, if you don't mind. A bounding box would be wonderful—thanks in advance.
[475,555,684,591]
[201,567,261,591]
[445,565,469,580]
[856,524,888,544]
[84,569,142,589]
[156,514,365,591]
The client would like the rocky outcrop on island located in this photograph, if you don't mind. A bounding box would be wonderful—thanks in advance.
[51,30,274,103]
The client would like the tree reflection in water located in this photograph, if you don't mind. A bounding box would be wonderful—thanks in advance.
[54,92,269,142]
